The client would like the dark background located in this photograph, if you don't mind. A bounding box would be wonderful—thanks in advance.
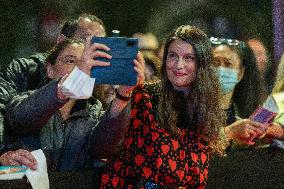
[0,1,282,188]
[0,0,272,66]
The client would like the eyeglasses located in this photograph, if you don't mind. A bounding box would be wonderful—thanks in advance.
[57,56,78,65]
[210,37,245,48]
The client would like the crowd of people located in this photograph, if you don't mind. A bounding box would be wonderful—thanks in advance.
[0,13,282,188]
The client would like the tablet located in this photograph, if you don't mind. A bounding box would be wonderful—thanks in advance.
[90,37,138,86]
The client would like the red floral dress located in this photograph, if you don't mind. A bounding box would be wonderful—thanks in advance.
[100,84,209,188]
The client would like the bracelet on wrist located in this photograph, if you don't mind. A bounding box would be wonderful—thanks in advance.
[115,88,131,101]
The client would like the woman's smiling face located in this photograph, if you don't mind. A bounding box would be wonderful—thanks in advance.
[166,39,197,94]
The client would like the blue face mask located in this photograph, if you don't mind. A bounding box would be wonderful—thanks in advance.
[217,67,239,94]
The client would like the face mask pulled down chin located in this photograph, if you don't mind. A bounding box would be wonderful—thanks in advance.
[217,67,239,94]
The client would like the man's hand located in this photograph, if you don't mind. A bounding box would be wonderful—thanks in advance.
[0,149,37,170]
[77,37,112,76]
[58,37,112,100]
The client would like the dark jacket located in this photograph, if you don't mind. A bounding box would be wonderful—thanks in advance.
[0,53,47,143]
[5,80,130,171]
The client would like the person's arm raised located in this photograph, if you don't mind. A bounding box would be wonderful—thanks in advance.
[58,37,111,99]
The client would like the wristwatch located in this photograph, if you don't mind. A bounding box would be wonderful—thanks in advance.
[115,88,131,101]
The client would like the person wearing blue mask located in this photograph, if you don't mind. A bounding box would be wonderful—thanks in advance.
[211,38,266,122]
[217,66,239,94]
[210,37,267,145]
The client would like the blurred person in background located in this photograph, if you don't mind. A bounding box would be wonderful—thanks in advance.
[247,39,268,75]
[210,37,268,146]
[133,32,159,53]
[247,38,274,93]
[211,37,266,122]
[133,32,161,81]
[157,43,165,62]
[142,51,161,81]
[257,53,284,148]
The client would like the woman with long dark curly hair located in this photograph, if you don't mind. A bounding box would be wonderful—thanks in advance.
[100,26,266,188]
[158,26,227,155]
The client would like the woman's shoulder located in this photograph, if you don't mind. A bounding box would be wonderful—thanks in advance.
[144,80,162,95]
[133,80,161,95]
[131,80,161,110]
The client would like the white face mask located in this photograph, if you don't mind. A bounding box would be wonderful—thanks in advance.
[217,67,239,94]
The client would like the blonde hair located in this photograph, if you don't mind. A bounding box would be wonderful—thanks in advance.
[272,53,284,93]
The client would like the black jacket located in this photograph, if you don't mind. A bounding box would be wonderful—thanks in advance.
[0,53,47,143]
[5,80,130,171]
[1,53,130,171]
